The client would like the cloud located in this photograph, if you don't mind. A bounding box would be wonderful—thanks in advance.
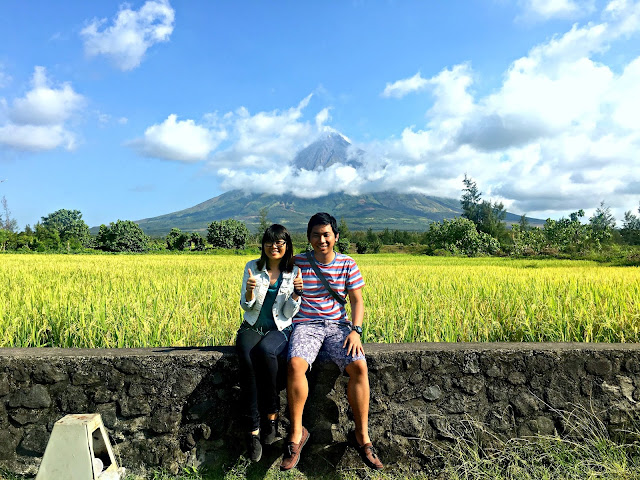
[518,0,593,20]
[81,0,174,71]
[9,67,85,126]
[0,124,76,151]
[0,67,84,152]
[129,114,226,162]
[381,72,429,98]
[204,95,323,169]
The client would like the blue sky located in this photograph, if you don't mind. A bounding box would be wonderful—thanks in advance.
[1,0,639,229]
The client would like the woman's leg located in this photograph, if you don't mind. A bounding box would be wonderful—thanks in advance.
[250,329,288,419]
[235,327,263,432]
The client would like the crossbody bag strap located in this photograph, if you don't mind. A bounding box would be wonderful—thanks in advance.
[305,250,347,306]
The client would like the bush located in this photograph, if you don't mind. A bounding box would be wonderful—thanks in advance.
[337,238,351,254]
[207,219,250,249]
[96,220,149,252]
[355,240,381,254]
[424,217,500,256]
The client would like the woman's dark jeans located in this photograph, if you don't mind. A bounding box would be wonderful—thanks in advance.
[235,325,289,432]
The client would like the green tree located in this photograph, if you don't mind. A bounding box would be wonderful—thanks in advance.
[96,220,149,252]
[588,201,616,248]
[41,209,91,248]
[0,229,10,251]
[339,217,351,240]
[15,225,35,250]
[207,219,250,249]
[257,207,270,236]
[1,196,18,232]
[424,217,500,256]
[190,232,205,251]
[542,210,588,253]
[461,174,482,225]
[34,222,61,251]
[166,227,190,251]
[621,202,640,245]
[460,175,508,246]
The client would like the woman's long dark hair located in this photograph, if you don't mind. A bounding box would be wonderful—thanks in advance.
[256,224,294,272]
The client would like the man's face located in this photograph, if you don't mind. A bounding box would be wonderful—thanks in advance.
[309,224,338,256]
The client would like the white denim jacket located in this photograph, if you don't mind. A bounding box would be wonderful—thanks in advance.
[239,259,301,331]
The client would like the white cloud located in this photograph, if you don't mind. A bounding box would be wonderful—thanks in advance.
[204,95,322,169]
[81,0,174,71]
[0,124,76,151]
[381,72,429,98]
[10,67,85,126]
[129,114,226,162]
[0,67,84,152]
[518,0,593,20]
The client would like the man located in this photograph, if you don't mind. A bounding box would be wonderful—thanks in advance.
[280,212,384,471]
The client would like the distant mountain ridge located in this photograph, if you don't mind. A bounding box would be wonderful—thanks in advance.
[130,133,541,236]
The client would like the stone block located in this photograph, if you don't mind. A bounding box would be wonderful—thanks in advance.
[507,372,527,385]
[19,425,49,456]
[95,402,118,429]
[422,385,442,402]
[9,408,45,426]
[0,373,11,396]
[119,396,152,417]
[32,363,68,384]
[510,391,541,417]
[586,358,613,377]
[457,375,485,395]
[8,384,51,409]
[93,385,115,403]
[463,353,480,374]
[151,409,182,434]
[57,384,89,412]
[0,427,22,460]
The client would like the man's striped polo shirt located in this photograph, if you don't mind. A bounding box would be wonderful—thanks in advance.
[293,252,365,324]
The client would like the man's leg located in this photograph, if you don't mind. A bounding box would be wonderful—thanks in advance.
[287,356,309,444]
[344,359,371,446]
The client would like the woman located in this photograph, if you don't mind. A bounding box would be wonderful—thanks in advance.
[237,224,303,462]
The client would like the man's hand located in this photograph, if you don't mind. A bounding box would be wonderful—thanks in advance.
[293,269,303,298]
[343,330,364,357]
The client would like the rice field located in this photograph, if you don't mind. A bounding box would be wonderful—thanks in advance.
[0,253,639,348]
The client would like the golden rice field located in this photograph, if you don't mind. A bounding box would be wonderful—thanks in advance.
[0,253,639,348]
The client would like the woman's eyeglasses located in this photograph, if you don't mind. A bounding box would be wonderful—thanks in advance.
[264,240,286,248]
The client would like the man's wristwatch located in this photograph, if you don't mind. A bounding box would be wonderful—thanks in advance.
[352,325,363,335]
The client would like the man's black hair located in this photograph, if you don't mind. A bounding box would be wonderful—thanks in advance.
[257,224,294,272]
[307,212,339,240]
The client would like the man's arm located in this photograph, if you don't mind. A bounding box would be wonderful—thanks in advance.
[343,287,365,357]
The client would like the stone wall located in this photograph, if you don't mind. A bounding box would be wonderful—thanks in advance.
[1,343,640,476]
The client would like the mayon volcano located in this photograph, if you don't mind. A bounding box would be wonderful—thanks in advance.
[135,133,527,236]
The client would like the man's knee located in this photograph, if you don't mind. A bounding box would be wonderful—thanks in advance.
[288,356,309,377]
[345,359,368,378]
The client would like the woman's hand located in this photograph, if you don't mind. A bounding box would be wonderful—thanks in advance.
[292,269,303,299]
[245,268,257,302]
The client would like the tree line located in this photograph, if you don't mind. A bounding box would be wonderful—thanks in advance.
[1,178,639,257]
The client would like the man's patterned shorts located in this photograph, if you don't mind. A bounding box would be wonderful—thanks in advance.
[288,320,366,372]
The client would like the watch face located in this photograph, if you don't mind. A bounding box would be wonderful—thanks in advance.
[353,326,363,334]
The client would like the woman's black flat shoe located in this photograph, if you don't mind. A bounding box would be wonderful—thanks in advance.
[262,418,278,445]
[247,433,262,462]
